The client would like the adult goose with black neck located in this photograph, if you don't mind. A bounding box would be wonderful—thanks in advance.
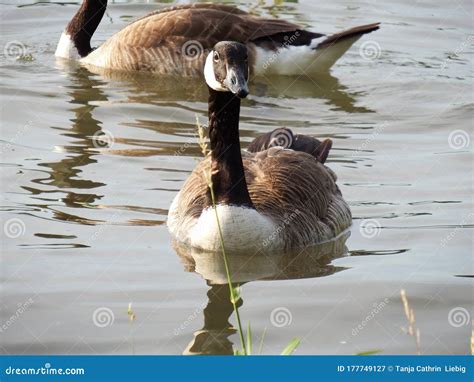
[56,2,379,76]
[167,42,352,252]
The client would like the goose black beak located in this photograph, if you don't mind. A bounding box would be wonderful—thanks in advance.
[224,66,249,99]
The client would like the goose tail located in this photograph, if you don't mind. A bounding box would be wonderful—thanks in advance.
[315,22,380,49]
[314,138,333,164]
[301,22,380,73]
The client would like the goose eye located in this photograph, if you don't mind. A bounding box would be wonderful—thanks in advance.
[213,52,219,62]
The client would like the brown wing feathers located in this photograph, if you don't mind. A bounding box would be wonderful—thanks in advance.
[246,149,350,246]
[97,5,309,74]
[112,4,308,50]
[127,4,379,50]
[134,4,303,39]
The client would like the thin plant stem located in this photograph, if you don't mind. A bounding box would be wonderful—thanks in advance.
[208,184,247,354]
[258,327,267,355]
[197,117,247,354]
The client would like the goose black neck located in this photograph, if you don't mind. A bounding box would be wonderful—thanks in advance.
[207,88,254,208]
[66,0,108,57]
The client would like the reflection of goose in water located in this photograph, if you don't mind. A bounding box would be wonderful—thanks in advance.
[251,73,374,114]
[74,70,372,163]
[25,64,107,225]
[85,66,373,115]
[173,232,349,355]
[183,283,239,356]
[26,63,164,227]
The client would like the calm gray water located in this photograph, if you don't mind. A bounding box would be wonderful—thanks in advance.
[0,0,472,355]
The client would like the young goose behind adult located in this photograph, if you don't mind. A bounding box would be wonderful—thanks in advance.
[56,2,379,76]
[167,42,352,252]
[247,127,333,164]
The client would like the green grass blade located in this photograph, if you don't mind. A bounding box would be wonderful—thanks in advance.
[258,328,267,355]
[196,117,247,355]
[246,322,252,355]
[280,337,300,355]
[231,286,241,304]
[356,349,382,356]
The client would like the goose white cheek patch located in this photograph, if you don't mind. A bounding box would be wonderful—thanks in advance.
[204,52,227,91]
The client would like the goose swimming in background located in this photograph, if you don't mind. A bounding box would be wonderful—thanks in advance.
[56,2,379,76]
[167,41,352,252]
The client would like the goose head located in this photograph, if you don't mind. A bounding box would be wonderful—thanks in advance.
[204,41,249,98]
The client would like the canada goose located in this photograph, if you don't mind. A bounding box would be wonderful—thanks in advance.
[167,41,352,252]
[56,2,379,76]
